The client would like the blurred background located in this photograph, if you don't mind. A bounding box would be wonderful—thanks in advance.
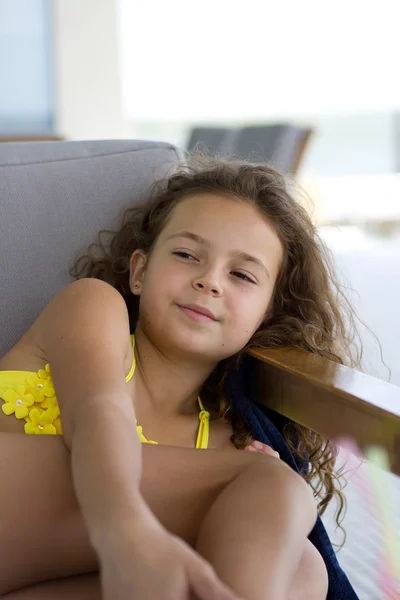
[1,0,400,387]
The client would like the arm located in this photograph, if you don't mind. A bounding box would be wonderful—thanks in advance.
[34,278,243,600]
[36,278,148,550]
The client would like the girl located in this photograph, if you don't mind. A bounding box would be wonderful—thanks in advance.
[0,157,359,600]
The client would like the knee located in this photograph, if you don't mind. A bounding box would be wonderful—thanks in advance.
[240,454,318,530]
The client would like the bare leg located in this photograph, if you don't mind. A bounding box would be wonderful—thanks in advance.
[2,575,100,600]
[0,434,326,599]
[3,544,327,600]
[196,459,321,600]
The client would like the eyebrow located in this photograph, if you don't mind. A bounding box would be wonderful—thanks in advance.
[166,230,270,278]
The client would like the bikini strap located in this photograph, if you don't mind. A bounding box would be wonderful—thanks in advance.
[196,396,210,449]
[125,334,136,382]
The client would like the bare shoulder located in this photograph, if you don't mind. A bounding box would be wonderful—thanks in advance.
[33,277,132,361]
[0,279,131,368]
[34,277,127,329]
[32,278,134,440]
[0,279,134,437]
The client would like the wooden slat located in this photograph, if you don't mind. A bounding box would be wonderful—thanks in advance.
[291,128,313,175]
[0,134,64,143]
[248,347,400,476]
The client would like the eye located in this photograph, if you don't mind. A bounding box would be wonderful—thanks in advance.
[232,271,256,284]
[173,251,197,260]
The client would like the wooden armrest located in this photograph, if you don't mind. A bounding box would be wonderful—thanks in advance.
[248,347,400,476]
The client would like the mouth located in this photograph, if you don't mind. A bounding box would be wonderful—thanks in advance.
[178,304,218,323]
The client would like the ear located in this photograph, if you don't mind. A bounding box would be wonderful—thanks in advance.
[129,250,148,295]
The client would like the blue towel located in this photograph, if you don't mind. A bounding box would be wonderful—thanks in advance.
[225,364,359,600]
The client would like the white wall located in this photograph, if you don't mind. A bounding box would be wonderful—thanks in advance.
[52,0,133,140]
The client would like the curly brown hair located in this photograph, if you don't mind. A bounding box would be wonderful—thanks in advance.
[70,154,361,535]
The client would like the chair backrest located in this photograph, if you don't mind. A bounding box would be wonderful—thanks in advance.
[0,139,183,357]
[228,125,312,174]
[185,127,235,155]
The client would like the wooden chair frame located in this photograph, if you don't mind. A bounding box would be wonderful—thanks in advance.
[291,128,313,175]
[0,134,64,143]
[248,347,400,476]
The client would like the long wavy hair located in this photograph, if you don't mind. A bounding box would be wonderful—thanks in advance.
[70,154,362,534]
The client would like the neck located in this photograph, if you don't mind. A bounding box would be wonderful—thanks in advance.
[133,326,217,417]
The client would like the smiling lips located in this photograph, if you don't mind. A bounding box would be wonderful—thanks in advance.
[178,304,217,323]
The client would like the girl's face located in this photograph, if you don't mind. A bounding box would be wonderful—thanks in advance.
[130,193,283,364]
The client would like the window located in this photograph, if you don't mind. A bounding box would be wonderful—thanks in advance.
[0,0,54,134]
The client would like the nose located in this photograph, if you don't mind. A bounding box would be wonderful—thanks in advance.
[192,271,222,297]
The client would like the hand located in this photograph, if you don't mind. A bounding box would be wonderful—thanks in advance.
[98,510,244,600]
[244,440,280,459]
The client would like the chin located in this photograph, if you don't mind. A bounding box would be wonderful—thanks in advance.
[184,335,241,364]
[166,328,226,362]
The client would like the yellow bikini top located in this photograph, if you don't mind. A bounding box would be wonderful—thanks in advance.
[0,334,210,449]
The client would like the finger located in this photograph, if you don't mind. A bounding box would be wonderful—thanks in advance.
[261,446,280,458]
[245,441,280,458]
[252,441,279,457]
[188,559,244,600]
[252,440,269,451]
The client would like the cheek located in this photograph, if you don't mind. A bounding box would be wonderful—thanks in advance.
[138,268,165,318]
[139,261,183,315]
[147,258,186,290]
[228,289,270,336]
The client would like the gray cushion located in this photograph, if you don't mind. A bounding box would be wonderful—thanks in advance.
[0,139,183,356]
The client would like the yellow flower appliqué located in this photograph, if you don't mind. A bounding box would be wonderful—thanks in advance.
[53,417,63,435]
[40,396,60,419]
[1,387,35,419]
[24,407,57,435]
[26,364,55,402]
